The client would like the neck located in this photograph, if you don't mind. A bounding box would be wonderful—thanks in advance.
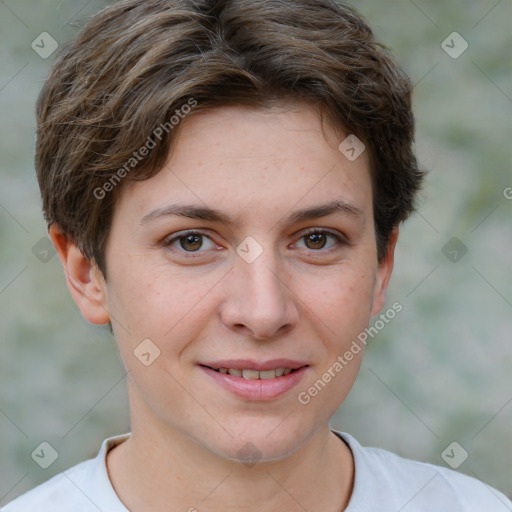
[107,404,354,512]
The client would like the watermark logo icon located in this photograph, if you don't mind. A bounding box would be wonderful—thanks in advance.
[31,442,59,469]
[237,442,262,468]
[32,237,56,263]
[31,32,58,59]
[442,237,468,263]
[338,134,365,161]
[236,236,263,264]
[441,441,468,469]
[441,32,468,59]
[134,338,161,366]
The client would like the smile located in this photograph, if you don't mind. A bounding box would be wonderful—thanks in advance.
[198,360,309,401]
[204,366,296,379]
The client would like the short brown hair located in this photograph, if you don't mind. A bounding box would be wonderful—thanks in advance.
[36,0,424,277]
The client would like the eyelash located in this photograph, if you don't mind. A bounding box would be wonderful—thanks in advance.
[162,228,348,257]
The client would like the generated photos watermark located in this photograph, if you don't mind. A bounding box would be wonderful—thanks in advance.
[93,98,197,200]
[298,301,403,405]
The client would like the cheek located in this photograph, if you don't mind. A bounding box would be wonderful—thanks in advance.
[304,266,376,336]
[106,261,221,358]
[295,269,372,422]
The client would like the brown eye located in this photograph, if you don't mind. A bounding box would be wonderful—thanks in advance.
[163,230,217,255]
[296,229,345,252]
[304,232,328,250]
[179,234,203,251]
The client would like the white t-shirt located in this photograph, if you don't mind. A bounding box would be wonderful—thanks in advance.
[3,430,511,511]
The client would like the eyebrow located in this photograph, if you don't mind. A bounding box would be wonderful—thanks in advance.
[140,200,364,227]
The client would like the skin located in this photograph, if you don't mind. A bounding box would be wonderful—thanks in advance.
[50,101,398,512]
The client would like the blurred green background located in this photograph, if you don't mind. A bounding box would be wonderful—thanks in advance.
[1,0,511,504]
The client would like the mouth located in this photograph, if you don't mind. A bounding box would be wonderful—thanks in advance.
[198,360,309,400]
[200,365,304,379]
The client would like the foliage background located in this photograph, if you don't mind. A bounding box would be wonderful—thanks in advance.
[1,0,511,504]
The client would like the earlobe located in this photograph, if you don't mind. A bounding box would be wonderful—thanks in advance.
[370,227,399,317]
[49,225,110,325]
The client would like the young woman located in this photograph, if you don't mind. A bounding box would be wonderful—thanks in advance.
[4,1,511,510]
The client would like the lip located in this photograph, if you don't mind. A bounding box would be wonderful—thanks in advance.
[200,359,308,371]
[199,361,309,401]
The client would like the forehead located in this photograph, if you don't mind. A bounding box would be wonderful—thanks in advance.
[175,102,346,160]
[116,102,373,225]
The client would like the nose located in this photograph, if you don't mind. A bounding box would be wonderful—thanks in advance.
[219,249,300,340]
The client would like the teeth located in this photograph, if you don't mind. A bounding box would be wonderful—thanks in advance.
[242,369,260,379]
[216,368,294,379]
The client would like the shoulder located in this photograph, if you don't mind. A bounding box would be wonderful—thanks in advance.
[334,431,512,511]
[1,459,96,512]
[2,434,130,512]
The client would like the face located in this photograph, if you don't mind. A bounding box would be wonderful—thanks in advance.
[68,102,395,462]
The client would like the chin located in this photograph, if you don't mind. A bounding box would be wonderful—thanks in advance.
[202,417,316,465]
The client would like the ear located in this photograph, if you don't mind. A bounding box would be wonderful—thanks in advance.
[49,225,110,325]
[370,227,399,317]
